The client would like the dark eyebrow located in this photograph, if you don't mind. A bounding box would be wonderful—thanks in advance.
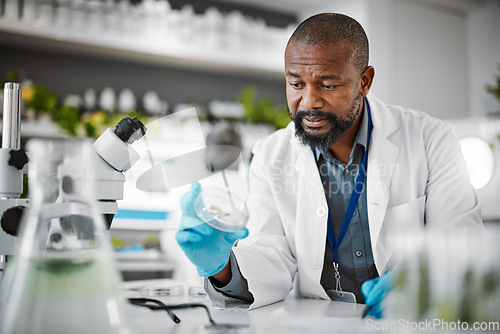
[317,75,341,80]
[285,72,341,80]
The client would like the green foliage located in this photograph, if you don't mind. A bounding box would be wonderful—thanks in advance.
[111,233,160,250]
[486,63,500,100]
[417,255,430,319]
[23,82,94,137]
[53,104,80,136]
[239,87,290,129]
[111,236,132,248]
[25,85,58,114]
[83,121,97,139]
[3,70,147,138]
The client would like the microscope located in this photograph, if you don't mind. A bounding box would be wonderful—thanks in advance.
[0,82,147,282]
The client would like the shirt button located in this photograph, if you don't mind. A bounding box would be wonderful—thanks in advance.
[344,169,349,176]
[312,260,322,269]
[316,207,327,217]
[355,250,363,257]
[352,211,356,217]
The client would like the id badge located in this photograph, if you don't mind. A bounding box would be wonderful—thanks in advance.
[327,289,357,303]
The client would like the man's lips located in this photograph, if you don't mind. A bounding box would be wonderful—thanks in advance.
[303,116,328,128]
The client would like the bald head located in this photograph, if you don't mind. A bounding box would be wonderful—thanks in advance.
[287,13,369,75]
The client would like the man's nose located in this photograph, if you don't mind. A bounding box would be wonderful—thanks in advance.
[300,87,323,110]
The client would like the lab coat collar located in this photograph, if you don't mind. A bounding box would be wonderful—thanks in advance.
[364,94,401,271]
[365,94,398,138]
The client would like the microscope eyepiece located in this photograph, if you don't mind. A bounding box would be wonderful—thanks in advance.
[114,117,147,144]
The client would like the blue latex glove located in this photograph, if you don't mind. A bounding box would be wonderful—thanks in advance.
[175,182,249,277]
[361,272,394,319]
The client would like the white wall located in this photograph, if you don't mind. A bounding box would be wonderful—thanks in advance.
[296,0,370,28]
[366,0,397,104]
[467,1,500,116]
[393,0,468,119]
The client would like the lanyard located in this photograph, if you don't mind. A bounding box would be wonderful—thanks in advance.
[314,97,373,265]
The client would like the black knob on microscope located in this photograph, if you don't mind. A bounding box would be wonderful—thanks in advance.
[1,206,26,236]
[114,117,147,144]
[8,149,29,170]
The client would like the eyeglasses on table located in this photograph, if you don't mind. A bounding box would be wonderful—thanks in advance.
[128,297,249,330]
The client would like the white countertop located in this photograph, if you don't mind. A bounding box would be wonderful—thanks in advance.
[122,279,369,334]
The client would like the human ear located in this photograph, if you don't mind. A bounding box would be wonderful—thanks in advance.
[360,66,375,97]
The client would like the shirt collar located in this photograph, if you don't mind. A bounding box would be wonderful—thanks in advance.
[313,100,369,162]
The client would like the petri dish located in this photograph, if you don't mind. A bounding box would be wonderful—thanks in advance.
[194,187,248,232]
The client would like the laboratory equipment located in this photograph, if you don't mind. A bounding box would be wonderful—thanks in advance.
[0,139,133,334]
[136,144,241,192]
[139,283,184,297]
[385,227,500,323]
[177,182,249,277]
[0,82,146,282]
[448,117,500,222]
[0,83,28,264]
[194,186,248,232]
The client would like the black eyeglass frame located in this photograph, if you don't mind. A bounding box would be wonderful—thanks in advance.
[128,297,249,330]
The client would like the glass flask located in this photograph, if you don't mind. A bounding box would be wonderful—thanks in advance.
[386,227,500,323]
[0,139,132,334]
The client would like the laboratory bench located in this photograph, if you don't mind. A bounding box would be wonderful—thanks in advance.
[123,280,500,333]
[122,279,368,334]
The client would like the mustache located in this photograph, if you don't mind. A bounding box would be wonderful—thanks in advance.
[292,110,336,121]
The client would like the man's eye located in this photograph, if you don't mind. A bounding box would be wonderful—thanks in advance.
[289,83,303,89]
[322,84,338,90]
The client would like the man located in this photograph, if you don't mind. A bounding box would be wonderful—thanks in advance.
[176,13,482,316]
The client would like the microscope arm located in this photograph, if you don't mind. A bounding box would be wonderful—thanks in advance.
[92,117,146,228]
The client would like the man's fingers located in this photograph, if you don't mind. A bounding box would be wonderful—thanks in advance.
[179,217,216,236]
[175,230,202,244]
[179,215,204,229]
[181,182,201,216]
[225,228,249,243]
[364,278,390,306]
[361,278,378,300]
[367,303,383,319]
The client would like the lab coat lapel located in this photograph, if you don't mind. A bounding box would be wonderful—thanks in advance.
[291,133,330,300]
[366,95,400,270]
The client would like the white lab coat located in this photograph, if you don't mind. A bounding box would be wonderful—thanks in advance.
[232,94,482,309]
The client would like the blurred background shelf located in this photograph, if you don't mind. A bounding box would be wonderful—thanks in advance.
[0,19,284,80]
[0,119,67,144]
[111,219,175,232]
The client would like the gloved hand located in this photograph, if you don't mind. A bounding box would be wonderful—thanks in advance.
[175,182,249,277]
[361,271,394,319]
